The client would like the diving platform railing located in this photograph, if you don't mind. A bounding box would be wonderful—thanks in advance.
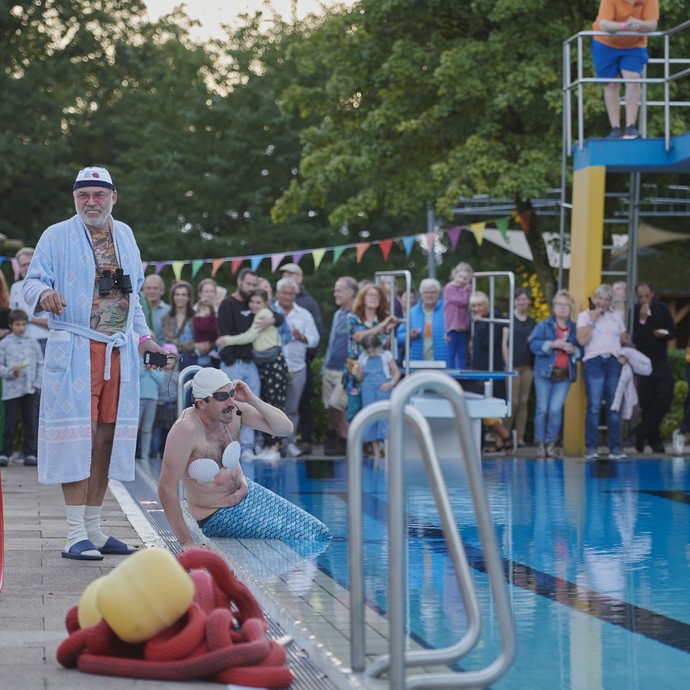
[563,20,690,153]
[348,372,516,689]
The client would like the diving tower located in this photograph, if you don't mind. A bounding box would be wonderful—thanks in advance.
[562,21,690,456]
[573,132,690,174]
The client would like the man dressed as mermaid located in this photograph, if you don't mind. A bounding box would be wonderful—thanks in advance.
[158,367,330,551]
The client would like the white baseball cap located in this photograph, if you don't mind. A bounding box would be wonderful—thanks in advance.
[73,166,115,191]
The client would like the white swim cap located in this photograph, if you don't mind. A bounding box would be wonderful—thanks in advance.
[192,368,231,400]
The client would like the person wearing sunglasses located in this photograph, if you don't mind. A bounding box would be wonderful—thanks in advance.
[158,367,330,550]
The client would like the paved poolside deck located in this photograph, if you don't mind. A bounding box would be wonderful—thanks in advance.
[0,454,384,690]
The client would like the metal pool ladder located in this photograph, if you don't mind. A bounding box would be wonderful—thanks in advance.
[348,371,516,689]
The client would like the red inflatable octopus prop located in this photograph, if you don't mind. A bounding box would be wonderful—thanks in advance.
[57,547,293,687]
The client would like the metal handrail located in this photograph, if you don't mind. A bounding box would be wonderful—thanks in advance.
[563,21,690,153]
[348,372,516,688]
[177,364,202,415]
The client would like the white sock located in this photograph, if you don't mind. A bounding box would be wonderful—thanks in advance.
[84,505,109,549]
[65,505,88,550]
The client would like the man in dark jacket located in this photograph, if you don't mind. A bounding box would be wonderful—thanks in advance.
[632,283,676,453]
[218,269,283,459]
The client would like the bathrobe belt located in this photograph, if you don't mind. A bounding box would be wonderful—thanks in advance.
[53,322,132,382]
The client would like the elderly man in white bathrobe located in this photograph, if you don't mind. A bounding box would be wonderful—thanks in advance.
[23,166,169,561]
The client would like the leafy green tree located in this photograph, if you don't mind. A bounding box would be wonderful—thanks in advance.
[0,0,151,244]
[273,0,690,301]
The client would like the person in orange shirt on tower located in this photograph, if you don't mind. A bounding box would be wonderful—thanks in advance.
[592,0,659,140]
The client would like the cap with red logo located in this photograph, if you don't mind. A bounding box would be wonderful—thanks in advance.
[73,166,115,191]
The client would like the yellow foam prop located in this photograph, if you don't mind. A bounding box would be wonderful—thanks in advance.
[77,547,194,643]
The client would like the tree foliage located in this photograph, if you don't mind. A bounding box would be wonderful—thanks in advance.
[273,0,690,298]
[1,0,688,305]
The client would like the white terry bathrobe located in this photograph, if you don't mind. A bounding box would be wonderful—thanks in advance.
[22,214,149,484]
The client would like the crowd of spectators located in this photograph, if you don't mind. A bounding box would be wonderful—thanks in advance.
[0,245,685,464]
[124,265,688,462]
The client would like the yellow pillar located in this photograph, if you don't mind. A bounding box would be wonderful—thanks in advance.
[563,165,606,457]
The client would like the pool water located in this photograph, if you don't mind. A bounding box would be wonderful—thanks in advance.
[246,455,690,690]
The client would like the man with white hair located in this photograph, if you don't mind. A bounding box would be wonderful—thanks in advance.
[275,277,320,457]
[158,367,330,549]
[141,273,168,343]
[23,166,169,561]
[396,278,447,363]
[280,262,324,455]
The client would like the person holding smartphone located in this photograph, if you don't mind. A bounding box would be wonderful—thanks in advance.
[576,284,628,460]
[22,166,169,561]
[632,282,675,453]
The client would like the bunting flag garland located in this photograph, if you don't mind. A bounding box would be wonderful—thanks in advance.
[470,222,486,246]
[447,227,461,251]
[141,261,149,273]
[172,261,184,281]
[211,258,225,277]
[495,218,509,240]
[516,211,532,233]
[271,254,286,272]
[355,242,371,263]
[379,239,393,261]
[402,235,415,256]
[138,212,528,282]
[312,248,326,270]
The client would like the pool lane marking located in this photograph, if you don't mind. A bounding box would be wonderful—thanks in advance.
[328,491,690,656]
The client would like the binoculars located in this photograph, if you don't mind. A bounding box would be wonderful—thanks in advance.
[99,268,133,296]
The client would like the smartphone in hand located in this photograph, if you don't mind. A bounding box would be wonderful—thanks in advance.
[588,297,596,311]
[144,351,169,368]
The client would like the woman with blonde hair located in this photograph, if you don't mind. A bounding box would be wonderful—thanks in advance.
[576,284,628,460]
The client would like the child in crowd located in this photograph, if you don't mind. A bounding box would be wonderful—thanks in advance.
[443,261,474,369]
[216,288,288,461]
[138,355,165,460]
[0,309,44,466]
[353,332,400,461]
[192,299,220,367]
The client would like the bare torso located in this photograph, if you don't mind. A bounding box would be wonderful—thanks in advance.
[179,409,249,520]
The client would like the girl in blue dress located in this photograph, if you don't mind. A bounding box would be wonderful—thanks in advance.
[352,332,400,461]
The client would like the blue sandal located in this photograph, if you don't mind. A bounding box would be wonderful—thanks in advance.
[61,539,103,561]
[99,536,139,555]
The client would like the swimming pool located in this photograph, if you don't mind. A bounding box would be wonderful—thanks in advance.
[245,455,690,689]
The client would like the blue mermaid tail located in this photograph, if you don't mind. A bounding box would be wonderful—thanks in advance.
[200,478,331,541]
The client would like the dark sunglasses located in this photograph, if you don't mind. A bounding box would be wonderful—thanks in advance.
[207,389,236,402]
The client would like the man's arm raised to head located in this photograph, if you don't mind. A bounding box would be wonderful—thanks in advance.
[232,379,293,438]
